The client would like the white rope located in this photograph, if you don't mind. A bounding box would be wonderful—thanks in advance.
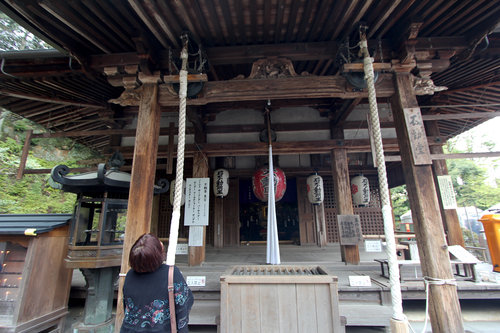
[360,37,406,324]
[421,277,457,333]
[166,40,189,266]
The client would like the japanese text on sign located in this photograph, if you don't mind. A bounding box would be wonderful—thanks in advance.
[437,175,458,209]
[337,215,363,245]
[403,107,431,165]
[184,178,210,226]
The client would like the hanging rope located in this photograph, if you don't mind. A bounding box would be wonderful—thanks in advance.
[166,36,189,266]
[360,31,407,325]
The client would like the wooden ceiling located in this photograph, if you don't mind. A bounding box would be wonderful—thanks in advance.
[0,0,499,153]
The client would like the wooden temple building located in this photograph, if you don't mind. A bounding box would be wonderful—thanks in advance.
[1,1,500,332]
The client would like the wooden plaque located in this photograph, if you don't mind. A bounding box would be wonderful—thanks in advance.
[403,107,431,165]
[337,215,362,245]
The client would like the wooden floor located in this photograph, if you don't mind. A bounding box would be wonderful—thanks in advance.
[70,243,500,328]
[172,244,500,328]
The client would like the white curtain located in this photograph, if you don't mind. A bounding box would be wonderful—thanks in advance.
[266,145,281,265]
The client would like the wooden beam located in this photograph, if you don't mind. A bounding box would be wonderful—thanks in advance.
[0,90,106,108]
[384,151,500,162]
[157,74,395,106]
[89,37,469,70]
[115,84,161,331]
[331,98,362,125]
[421,111,500,120]
[16,130,32,180]
[427,121,465,247]
[391,73,464,333]
[330,126,359,264]
[112,137,448,159]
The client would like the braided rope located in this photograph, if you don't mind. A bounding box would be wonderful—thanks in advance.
[166,43,189,266]
[361,39,406,322]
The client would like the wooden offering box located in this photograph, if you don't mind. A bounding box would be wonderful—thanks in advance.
[0,214,73,333]
[220,265,343,333]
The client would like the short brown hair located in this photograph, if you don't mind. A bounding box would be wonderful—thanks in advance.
[129,233,165,273]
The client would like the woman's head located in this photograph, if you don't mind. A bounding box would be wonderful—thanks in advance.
[129,233,165,273]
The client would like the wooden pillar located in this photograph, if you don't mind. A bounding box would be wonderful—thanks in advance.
[391,73,464,333]
[331,126,360,263]
[426,121,465,246]
[314,203,328,247]
[214,197,224,248]
[115,84,161,331]
[16,129,32,179]
[189,151,209,265]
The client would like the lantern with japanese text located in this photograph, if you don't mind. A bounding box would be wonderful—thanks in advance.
[170,179,186,206]
[351,175,370,206]
[213,169,229,198]
[252,166,287,202]
[307,174,324,205]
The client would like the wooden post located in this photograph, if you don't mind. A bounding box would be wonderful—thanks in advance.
[189,151,209,265]
[166,122,175,174]
[214,197,224,248]
[313,203,328,247]
[426,121,465,246]
[16,129,32,179]
[115,84,161,331]
[331,126,359,264]
[391,73,464,333]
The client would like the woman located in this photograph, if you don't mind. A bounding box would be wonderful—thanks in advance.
[121,233,193,332]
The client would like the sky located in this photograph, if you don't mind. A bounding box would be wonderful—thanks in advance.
[451,117,500,152]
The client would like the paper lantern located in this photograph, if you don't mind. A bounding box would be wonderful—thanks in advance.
[213,169,229,198]
[170,179,186,206]
[351,175,370,206]
[307,174,324,205]
[252,166,287,202]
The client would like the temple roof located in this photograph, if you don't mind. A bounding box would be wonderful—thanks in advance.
[0,214,71,235]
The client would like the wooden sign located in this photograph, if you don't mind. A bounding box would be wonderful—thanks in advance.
[403,107,431,165]
[437,175,458,209]
[184,178,210,226]
[337,214,363,245]
[188,226,204,246]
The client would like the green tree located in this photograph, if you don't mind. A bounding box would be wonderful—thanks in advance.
[445,137,500,210]
[0,11,50,50]
[390,185,410,222]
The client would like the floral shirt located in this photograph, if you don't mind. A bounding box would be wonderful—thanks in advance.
[121,265,194,332]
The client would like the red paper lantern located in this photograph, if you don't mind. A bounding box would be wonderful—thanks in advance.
[252,166,287,202]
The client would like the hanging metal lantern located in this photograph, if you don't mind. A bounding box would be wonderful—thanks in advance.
[213,169,229,198]
[351,175,370,206]
[252,166,287,202]
[307,174,324,205]
[170,179,186,206]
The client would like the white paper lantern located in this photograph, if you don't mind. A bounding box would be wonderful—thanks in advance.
[307,174,324,205]
[351,175,370,206]
[170,179,186,206]
[213,169,229,198]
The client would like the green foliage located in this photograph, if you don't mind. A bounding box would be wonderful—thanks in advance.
[0,110,103,214]
[390,185,410,221]
[446,157,500,210]
[0,12,51,50]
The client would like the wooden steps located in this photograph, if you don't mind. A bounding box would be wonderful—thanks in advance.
[188,298,393,327]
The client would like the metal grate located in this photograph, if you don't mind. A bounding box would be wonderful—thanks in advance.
[230,265,327,276]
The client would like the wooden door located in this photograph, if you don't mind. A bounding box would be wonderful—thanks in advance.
[297,177,317,244]
[224,178,240,246]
